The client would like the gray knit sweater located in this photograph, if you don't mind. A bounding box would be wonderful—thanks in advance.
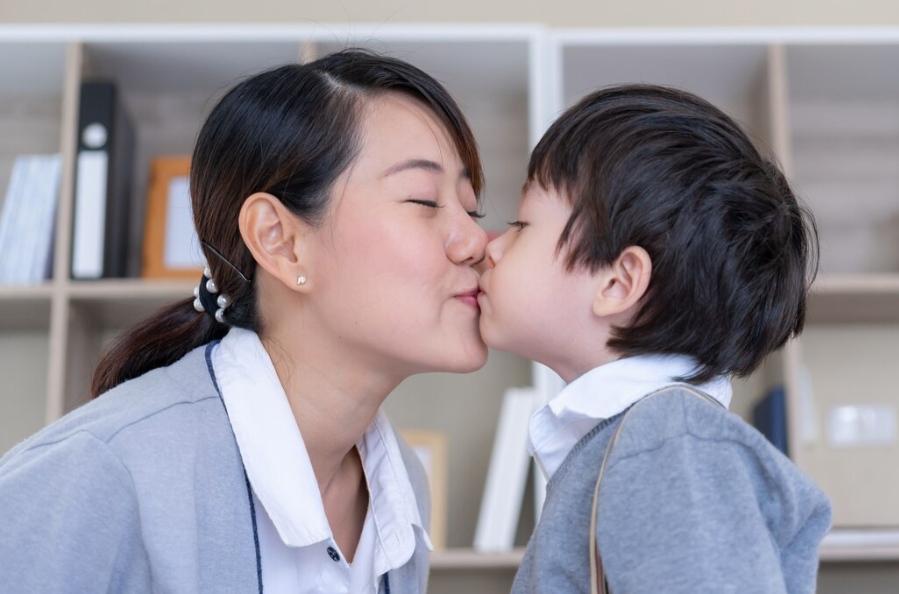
[513,387,832,594]
[0,341,431,593]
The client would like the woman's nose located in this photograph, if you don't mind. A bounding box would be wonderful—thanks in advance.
[448,215,488,267]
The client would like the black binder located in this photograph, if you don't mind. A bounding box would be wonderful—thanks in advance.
[71,80,135,279]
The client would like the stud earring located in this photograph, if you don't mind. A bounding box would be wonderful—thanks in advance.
[297,275,307,286]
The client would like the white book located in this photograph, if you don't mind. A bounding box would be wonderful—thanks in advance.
[474,387,536,552]
[0,157,29,283]
[21,156,43,282]
[30,155,62,283]
[15,156,41,283]
[27,155,61,282]
[72,149,109,279]
[0,155,61,284]
[3,156,36,284]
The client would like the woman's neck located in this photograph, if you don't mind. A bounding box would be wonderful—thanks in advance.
[261,332,403,493]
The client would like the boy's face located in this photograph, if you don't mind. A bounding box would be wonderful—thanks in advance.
[478,184,606,378]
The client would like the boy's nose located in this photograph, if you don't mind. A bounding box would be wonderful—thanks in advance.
[483,234,502,270]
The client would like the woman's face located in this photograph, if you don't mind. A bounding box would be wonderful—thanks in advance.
[304,93,488,377]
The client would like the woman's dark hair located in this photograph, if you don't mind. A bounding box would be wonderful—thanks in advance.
[528,83,819,383]
[91,49,483,398]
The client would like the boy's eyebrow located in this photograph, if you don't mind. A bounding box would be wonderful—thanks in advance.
[383,159,470,180]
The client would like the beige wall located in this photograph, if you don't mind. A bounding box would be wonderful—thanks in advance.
[3,0,899,27]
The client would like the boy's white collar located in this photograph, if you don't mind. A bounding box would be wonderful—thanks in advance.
[528,354,733,481]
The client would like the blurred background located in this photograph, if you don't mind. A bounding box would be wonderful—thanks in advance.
[2,2,899,593]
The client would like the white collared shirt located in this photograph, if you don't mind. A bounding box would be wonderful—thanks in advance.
[528,354,733,481]
[212,327,433,594]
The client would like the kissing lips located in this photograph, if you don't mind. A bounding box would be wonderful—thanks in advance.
[455,288,480,311]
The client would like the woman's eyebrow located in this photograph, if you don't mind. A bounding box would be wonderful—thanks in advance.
[383,159,470,180]
[383,159,443,178]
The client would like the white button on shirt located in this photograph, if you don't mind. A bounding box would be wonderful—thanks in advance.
[528,354,733,481]
[212,327,433,594]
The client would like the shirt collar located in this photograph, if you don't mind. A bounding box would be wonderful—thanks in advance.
[528,354,733,481]
[212,327,432,563]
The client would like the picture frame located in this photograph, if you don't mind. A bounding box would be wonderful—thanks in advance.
[399,429,448,550]
[142,155,204,279]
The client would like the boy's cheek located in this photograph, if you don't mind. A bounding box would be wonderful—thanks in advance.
[477,278,519,348]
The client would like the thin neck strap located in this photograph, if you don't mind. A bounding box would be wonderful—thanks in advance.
[589,385,725,594]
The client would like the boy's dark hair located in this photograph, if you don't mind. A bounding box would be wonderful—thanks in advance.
[528,84,819,384]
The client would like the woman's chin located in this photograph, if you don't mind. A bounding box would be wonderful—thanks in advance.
[437,340,489,374]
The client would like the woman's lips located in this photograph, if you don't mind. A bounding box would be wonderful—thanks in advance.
[456,289,481,311]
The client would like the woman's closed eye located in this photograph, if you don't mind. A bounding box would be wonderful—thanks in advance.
[407,198,443,210]
[408,199,485,219]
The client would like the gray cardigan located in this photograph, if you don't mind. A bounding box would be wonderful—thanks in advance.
[513,387,832,594]
[0,341,431,593]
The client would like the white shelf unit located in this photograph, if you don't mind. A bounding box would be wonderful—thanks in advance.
[0,25,545,594]
[781,42,899,532]
[0,25,898,593]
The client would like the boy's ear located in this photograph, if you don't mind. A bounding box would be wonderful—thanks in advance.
[239,192,313,292]
[591,246,653,318]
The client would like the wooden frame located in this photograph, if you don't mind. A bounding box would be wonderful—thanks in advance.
[400,429,448,550]
[141,155,201,279]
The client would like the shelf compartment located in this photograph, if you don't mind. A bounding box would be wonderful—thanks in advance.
[786,43,899,276]
[0,42,69,290]
[0,284,54,331]
[793,322,899,528]
[60,279,195,411]
[0,41,67,194]
[66,278,195,328]
[79,41,305,279]
[558,42,778,151]
[0,330,51,455]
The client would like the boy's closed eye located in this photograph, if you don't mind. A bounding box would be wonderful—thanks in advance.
[507,220,528,230]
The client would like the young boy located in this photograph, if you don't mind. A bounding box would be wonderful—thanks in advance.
[477,84,832,594]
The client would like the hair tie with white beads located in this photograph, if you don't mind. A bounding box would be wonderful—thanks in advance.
[192,242,252,325]
[193,266,234,324]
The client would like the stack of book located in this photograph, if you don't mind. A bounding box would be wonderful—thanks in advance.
[0,154,62,284]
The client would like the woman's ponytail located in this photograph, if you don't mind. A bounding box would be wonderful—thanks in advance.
[90,297,228,398]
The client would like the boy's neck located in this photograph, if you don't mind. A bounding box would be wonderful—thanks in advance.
[550,351,620,385]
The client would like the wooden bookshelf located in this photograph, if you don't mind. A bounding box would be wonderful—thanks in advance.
[1,25,899,592]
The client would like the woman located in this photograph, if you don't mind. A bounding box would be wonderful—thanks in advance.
[0,50,488,594]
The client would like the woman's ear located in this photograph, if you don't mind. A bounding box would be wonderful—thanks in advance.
[239,192,313,291]
[591,246,652,318]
